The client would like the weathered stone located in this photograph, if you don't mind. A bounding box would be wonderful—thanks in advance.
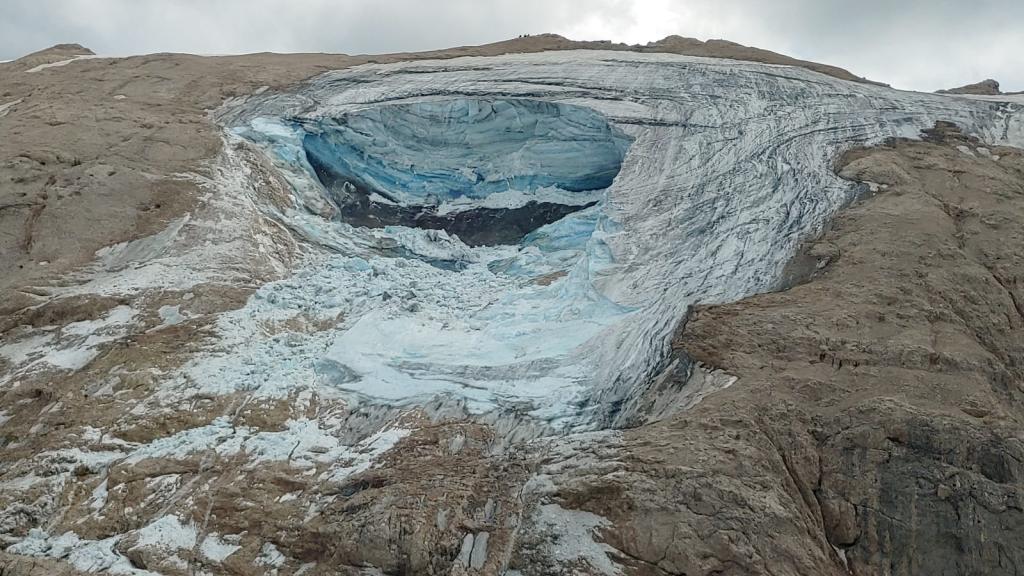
[470,532,490,570]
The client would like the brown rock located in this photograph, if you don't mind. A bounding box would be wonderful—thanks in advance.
[937,79,1001,95]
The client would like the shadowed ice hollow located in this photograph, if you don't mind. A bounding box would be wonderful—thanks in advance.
[303,98,631,204]
[292,99,632,246]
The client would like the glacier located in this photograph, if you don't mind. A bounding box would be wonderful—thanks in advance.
[197,50,1024,434]
[302,98,631,205]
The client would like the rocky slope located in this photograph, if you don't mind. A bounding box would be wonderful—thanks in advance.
[938,78,1004,95]
[0,37,1023,576]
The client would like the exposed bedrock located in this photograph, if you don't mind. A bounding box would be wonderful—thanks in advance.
[317,189,595,248]
[937,78,1002,95]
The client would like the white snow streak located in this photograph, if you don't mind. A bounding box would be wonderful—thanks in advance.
[25,54,100,73]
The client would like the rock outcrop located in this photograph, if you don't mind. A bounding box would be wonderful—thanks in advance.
[4,43,95,71]
[938,78,1002,95]
[645,35,888,86]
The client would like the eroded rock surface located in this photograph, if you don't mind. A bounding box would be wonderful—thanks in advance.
[938,78,1003,95]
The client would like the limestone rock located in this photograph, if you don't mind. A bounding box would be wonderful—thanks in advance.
[938,78,1001,95]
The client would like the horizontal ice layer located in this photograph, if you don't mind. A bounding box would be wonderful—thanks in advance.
[208,51,1024,431]
[301,98,631,207]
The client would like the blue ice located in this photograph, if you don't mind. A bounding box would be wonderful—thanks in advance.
[300,99,632,205]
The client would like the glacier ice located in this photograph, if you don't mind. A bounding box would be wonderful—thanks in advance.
[302,98,631,205]
[201,50,1024,434]
[240,99,631,246]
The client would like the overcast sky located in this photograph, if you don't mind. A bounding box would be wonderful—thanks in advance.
[2,0,1021,92]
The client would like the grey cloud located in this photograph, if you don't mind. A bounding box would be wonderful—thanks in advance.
[707,0,1024,91]
[1,0,1020,91]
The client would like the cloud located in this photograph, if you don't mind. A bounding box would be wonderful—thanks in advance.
[1,0,1020,91]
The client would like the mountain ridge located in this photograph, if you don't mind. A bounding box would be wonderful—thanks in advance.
[0,36,1022,576]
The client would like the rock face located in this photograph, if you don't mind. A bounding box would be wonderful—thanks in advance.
[938,78,1002,95]
[0,38,1023,576]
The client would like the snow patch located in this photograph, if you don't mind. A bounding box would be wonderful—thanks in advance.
[256,542,287,568]
[0,304,137,384]
[89,478,109,512]
[121,416,410,481]
[6,529,157,575]
[132,515,197,551]
[155,304,188,328]
[434,186,603,215]
[130,515,240,563]
[199,533,241,562]
[0,333,56,365]
[534,504,621,575]
[0,98,22,117]
[25,54,100,73]
[956,144,976,157]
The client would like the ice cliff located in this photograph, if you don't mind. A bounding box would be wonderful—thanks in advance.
[303,99,630,206]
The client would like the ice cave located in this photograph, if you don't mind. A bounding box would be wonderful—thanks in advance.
[291,99,630,245]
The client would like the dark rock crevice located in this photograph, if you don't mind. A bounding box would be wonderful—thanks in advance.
[308,156,598,247]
